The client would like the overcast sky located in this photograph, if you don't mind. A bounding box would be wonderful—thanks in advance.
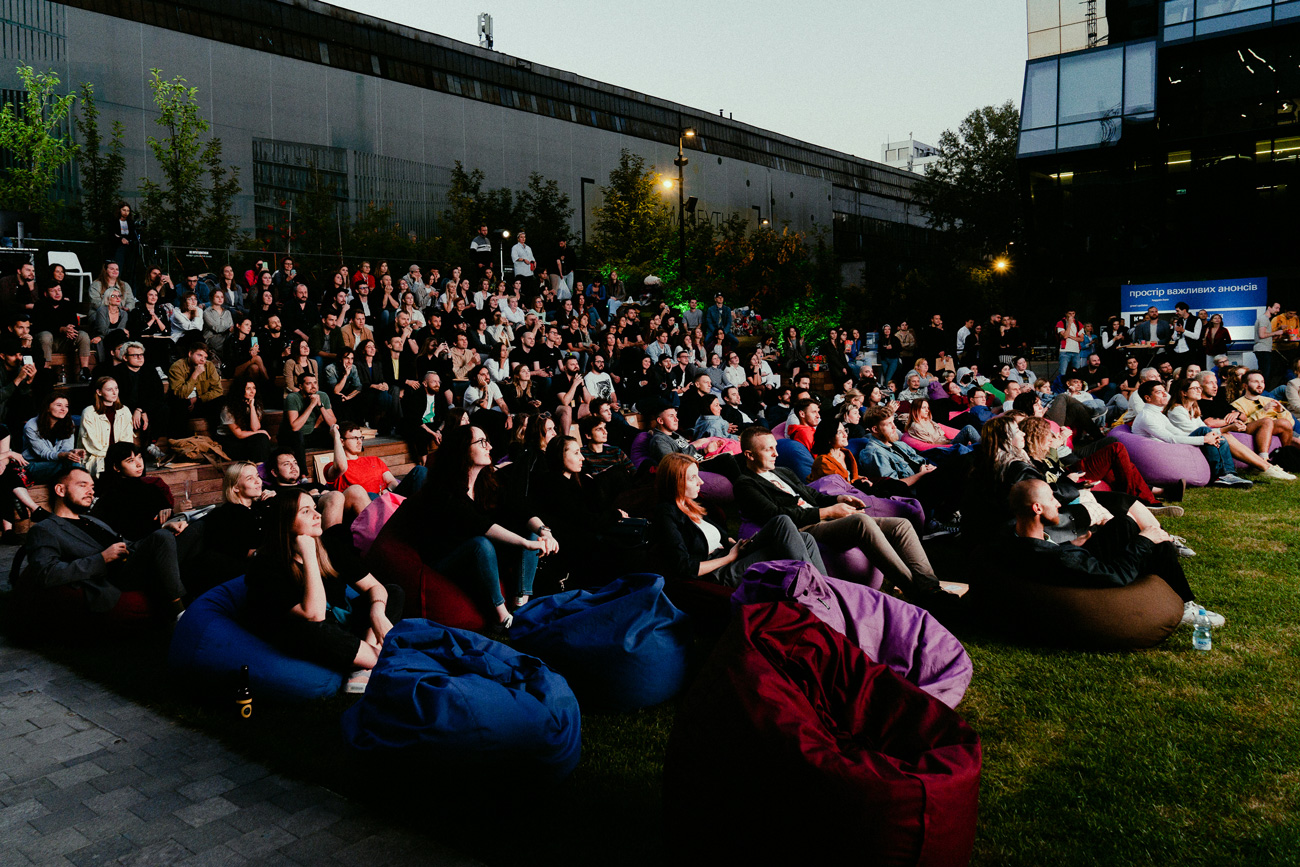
[332,0,1029,160]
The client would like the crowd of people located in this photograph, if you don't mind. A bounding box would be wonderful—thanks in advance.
[7,222,1300,689]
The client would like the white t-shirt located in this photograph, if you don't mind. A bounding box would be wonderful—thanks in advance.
[463,381,503,410]
[584,371,615,400]
[694,516,723,555]
[759,470,809,507]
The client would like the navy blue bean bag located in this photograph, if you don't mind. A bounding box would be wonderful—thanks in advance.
[340,619,581,783]
[509,574,690,711]
[167,576,344,701]
[775,437,814,481]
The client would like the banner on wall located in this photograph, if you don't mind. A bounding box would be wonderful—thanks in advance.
[1120,277,1267,345]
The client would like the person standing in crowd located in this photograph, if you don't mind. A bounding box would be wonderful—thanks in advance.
[511,231,537,293]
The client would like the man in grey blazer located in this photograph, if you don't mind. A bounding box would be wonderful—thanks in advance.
[20,466,186,617]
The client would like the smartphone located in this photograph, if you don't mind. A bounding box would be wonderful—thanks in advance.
[21,355,33,367]
[250,336,258,348]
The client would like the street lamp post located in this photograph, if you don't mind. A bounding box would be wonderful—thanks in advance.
[675,128,696,274]
[499,229,510,279]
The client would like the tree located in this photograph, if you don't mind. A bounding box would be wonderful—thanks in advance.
[590,149,673,270]
[516,171,574,254]
[74,82,126,239]
[920,101,1023,261]
[138,69,241,248]
[0,64,77,220]
[438,161,520,266]
[288,162,344,255]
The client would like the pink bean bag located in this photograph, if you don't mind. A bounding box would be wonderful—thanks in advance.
[901,423,960,453]
[1107,424,1211,488]
[770,421,788,440]
[351,492,405,556]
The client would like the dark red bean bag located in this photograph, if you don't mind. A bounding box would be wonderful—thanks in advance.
[665,602,981,866]
[364,500,503,632]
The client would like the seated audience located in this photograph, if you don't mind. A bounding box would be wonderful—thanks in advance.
[218,376,274,462]
[324,421,427,497]
[640,398,740,480]
[692,393,737,442]
[1161,379,1292,481]
[651,452,824,586]
[1007,479,1223,627]
[1231,369,1297,457]
[280,373,336,470]
[412,424,557,634]
[246,490,402,692]
[906,397,981,448]
[23,393,84,484]
[734,427,957,607]
[80,377,135,476]
[0,422,38,531]
[808,415,872,493]
[167,343,224,434]
[90,442,175,541]
[21,466,185,619]
[1130,381,1259,487]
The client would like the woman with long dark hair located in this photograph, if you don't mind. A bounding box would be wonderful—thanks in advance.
[247,490,403,692]
[283,338,318,394]
[808,416,871,491]
[202,288,234,357]
[650,452,823,586]
[106,202,141,289]
[23,393,84,483]
[416,424,557,632]
[218,377,273,462]
[223,314,270,381]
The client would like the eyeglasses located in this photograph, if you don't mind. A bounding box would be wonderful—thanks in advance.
[469,437,490,447]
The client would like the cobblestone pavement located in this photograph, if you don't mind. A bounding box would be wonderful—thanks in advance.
[0,544,480,867]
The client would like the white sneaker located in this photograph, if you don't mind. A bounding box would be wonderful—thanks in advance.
[1182,601,1226,628]
[1169,535,1196,557]
[1262,464,1296,481]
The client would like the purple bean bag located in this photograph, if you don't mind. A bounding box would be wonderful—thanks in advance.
[731,560,971,708]
[1107,424,1211,487]
[808,475,925,529]
[1228,431,1282,470]
[630,431,733,504]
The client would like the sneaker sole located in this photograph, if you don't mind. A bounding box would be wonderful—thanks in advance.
[1149,505,1185,517]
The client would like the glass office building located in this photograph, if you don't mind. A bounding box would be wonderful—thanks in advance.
[1017,0,1300,298]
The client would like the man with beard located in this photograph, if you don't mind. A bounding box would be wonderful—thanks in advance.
[19,465,186,619]
[1006,479,1223,628]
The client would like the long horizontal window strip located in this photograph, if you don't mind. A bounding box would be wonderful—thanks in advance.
[52,0,911,195]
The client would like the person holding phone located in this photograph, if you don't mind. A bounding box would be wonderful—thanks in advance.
[650,452,823,587]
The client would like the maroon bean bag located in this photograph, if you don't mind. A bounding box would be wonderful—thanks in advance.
[364,500,502,631]
[665,602,981,866]
[1107,424,1211,487]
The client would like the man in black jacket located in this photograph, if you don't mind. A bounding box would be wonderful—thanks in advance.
[112,340,168,456]
[1006,479,1222,626]
[733,427,953,604]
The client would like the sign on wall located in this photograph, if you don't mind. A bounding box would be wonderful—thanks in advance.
[1121,277,1267,346]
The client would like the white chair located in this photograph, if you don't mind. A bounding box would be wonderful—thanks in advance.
[46,251,92,304]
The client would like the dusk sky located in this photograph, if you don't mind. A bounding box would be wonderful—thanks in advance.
[333,0,1029,161]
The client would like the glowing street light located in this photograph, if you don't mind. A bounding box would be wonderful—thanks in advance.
[993,257,1010,272]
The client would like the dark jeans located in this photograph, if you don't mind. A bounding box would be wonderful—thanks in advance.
[114,528,187,604]
[1083,516,1193,602]
[1189,425,1233,478]
[712,515,824,587]
[435,533,539,608]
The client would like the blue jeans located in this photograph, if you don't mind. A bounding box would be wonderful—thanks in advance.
[435,533,538,607]
[1057,351,1080,377]
[951,425,982,447]
[881,357,900,387]
[1190,425,1233,478]
[26,457,80,485]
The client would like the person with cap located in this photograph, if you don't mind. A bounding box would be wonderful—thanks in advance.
[640,396,740,480]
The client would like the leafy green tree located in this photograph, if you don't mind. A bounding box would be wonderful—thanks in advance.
[919,101,1023,259]
[74,82,126,239]
[138,69,241,248]
[516,171,574,254]
[438,161,520,267]
[590,149,673,269]
[0,64,78,220]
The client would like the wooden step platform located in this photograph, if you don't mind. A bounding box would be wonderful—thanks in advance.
[26,436,420,512]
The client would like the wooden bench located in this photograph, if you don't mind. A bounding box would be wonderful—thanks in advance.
[24,436,420,512]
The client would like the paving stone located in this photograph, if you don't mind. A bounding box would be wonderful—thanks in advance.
[71,805,148,843]
[173,844,247,867]
[169,819,242,855]
[333,834,418,867]
[319,816,381,845]
[82,786,145,814]
[179,759,235,784]
[116,839,193,867]
[224,826,296,860]
[65,833,137,867]
[30,804,98,835]
[275,805,340,838]
[176,777,236,804]
[220,780,287,810]
[0,776,57,806]
[0,798,52,832]
[275,830,344,865]
[216,766,267,788]
[223,803,290,835]
[15,826,91,859]
[174,797,240,828]
[265,788,325,815]
[35,781,100,811]
[121,814,188,847]
[89,768,149,794]
[127,791,191,822]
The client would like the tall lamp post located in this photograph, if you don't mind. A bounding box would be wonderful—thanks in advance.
[499,228,510,278]
[674,127,696,273]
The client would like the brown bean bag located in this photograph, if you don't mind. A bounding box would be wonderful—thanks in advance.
[975,572,1183,650]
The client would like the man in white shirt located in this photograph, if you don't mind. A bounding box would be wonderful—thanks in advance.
[511,231,537,293]
[955,318,974,362]
[1131,381,1253,486]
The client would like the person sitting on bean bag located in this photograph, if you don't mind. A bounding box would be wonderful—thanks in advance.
[245,489,404,693]
[1006,478,1223,629]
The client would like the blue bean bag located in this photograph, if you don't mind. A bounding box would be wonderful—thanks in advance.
[167,577,344,701]
[340,619,581,783]
[509,574,690,711]
[775,437,814,481]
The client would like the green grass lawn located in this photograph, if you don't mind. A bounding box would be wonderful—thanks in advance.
[5,478,1299,866]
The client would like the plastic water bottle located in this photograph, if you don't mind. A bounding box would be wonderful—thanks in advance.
[1192,609,1212,651]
